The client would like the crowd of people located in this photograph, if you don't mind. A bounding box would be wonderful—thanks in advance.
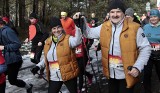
[0,0,160,93]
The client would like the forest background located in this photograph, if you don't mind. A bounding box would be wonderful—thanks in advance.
[0,0,157,40]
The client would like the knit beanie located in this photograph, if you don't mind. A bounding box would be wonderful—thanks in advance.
[150,9,160,18]
[108,0,126,14]
[29,13,38,19]
[125,8,134,17]
[50,17,62,28]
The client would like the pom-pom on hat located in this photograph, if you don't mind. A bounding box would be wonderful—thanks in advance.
[150,9,160,18]
[50,17,62,28]
[108,0,126,14]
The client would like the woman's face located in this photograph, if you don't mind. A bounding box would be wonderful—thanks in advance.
[150,16,159,25]
[52,25,63,37]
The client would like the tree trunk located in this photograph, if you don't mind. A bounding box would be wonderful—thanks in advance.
[2,0,9,16]
[15,0,18,27]
[5,0,9,16]
[33,0,39,14]
[19,0,25,29]
[42,0,46,23]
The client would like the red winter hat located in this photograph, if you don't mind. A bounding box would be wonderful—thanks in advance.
[2,17,9,23]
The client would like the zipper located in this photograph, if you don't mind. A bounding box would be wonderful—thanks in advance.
[112,24,116,78]
[56,72,60,81]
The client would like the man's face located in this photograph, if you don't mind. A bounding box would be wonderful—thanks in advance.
[149,16,159,25]
[29,18,37,24]
[109,9,125,24]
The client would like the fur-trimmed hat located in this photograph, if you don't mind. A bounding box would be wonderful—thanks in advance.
[108,0,126,14]
[150,9,160,18]
[50,17,62,28]
[29,12,38,19]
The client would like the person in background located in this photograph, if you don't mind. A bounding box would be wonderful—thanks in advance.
[31,17,81,93]
[2,16,19,35]
[90,13,98,27]
[77,0,151,93]
[141,14,147,22]
[73,12,93,93]
[125,8,141,25]
[60,11,75,36]
[143,9,160,93]
[104,13,110,22]
[25,13,49,75]
[141,13,150,27]
[0,18,33,93]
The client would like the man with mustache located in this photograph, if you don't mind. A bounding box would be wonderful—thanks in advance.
[75,0,152,93]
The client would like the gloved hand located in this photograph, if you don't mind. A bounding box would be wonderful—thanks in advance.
[31,66,40,75]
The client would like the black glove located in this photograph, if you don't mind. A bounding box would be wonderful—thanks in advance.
[31,66,40,75]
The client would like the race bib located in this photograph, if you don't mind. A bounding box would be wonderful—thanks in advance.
[75,48,82,54]
[151,43,160,51]
[49,61,59,69]
[109,55,123,69]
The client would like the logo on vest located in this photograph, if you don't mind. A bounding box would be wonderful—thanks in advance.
[59,43,63,46]
[124,34,128,38]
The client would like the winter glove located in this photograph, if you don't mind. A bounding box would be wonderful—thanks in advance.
[31,66,40,75]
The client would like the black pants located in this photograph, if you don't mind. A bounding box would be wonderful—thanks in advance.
[143,57,160,93]
[0,82,6,93]
[31,44,44,64]
[7,60,26,87]
[48,78,77,93]
[77,57,92,90]
[108,78,134,93]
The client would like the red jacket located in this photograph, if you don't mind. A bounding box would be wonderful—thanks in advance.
[0,73,6,84]
[0,51,5,84]
[60,17,76,36]
[0,51,5,64]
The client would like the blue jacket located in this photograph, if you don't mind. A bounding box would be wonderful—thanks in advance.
[0,26,22,65]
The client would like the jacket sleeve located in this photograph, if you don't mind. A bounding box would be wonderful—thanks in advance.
[69,26,82,48]
[83,17,101,39]
[133,27,151,72]
[4,28,21,52]
[36,58,45,69]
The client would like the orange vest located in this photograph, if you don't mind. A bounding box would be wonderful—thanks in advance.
[100,18,140,88]
[44,34,79,81]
